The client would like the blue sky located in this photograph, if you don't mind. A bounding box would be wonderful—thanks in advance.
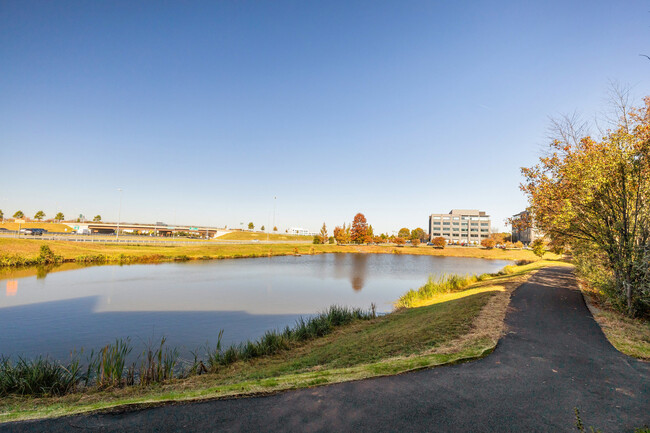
[1,1,649,233]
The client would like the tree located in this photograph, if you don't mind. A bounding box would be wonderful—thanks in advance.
[273,226,278,232]
[367,224,374,240]
[398,228,410,238]
[481,238,496,249]
[521,95,650,316]
[333,224,350,244]
[261,225,265,231]
[432,237,446,248]
[312,235,321,244]
[33,211,45,221]
[351,213,369,244]
[411,227,426,242]
[412,238,420,246]
[93,215,102,222]
[319,223,328,244]
[248,222,254,230]
[514,241,524,249]
[54,212,64,222]
[13,210,24,219]
[0,209,3,221]
[394,237,406,245]
[531,239,546,258]
[328,236,335,244]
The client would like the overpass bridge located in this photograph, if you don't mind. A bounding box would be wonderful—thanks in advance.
[66,222,229,238]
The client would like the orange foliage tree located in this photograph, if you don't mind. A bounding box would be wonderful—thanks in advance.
[351,213,370,244]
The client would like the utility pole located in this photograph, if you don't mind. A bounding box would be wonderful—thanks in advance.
[116,188,123,241]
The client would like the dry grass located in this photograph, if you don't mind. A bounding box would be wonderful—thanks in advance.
[0,238,558,266]
[580,282,650,360]
[216,231,308,241]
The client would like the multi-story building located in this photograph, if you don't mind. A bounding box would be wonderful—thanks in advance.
[429,209,491,244]
[511,210,543,245]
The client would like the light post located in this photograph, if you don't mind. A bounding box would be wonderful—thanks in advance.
[116,188,123,241]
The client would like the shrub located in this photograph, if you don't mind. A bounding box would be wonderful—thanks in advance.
[394,237,406,246]
[411,239,420,246]
[514,241,524,249]
[431,237,446,248]
[481,238,496,249]
[531,238,546,258]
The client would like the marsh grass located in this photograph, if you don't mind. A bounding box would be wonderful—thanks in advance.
[0,356,81,397]
[202,305,377,371]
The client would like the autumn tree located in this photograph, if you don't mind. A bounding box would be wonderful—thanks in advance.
[398,228,410,238]
[514,241,524,249]
[521,93,650,316]
[432,237,446,248]
[273,226,278,231]
[13,211,24,219]
[261,225,265,231]
[481,238,496,249]
[367,225,374,240]
[34,211,45,221]
[333,224,350,245]
[248,222,254,230]
[351,213,369,244]
[0,209,4,221]
[412,238,420,246]
[393,237,406,246]
[54,212,64,222]
[319,223,328,244]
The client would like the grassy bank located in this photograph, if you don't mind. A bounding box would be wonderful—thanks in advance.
[580,282,650,360]
[0,238,558,268]
[0,260,564,423]
[215,231,308,241]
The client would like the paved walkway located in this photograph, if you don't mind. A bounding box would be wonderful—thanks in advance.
[3,267,649,432]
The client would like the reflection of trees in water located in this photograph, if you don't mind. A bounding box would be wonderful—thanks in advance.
[36,265,55,279]
[350,254,368,291]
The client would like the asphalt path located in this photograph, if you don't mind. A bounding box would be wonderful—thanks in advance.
[3,267,649,432]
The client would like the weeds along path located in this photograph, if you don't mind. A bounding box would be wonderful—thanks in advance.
[3,267,649,433]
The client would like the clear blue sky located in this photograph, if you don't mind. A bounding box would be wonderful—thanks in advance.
[1,1,648,233]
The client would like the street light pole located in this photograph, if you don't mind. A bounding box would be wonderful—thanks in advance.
[116,188,123,241]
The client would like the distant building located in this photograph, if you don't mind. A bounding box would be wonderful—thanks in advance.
[429,209,491,244]
[511,210,543,245]
[287,227,309,236]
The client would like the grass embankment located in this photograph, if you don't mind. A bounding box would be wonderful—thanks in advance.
[580,283,650,360]
[216,231,309,241]
[0,237,558,268]
[0,260,565,423]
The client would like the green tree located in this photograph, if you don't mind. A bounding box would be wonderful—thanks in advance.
[0,209,3,221]
[34,210,45,221]
[328,236,335,244]
[398,227,410,238]
[13,210,24,219]
[248,222,254,230]
[531,239,546,258]
[93,215,102,222]
[54,212,64,222]
[411,227,426,242]
[351,213,369,244]
[312,235,321,244]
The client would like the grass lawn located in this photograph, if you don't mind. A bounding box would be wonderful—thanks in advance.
[0,238,559,267]
[0,260,564,423]
[580,283,650,360]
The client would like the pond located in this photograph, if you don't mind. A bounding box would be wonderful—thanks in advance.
[0,253,512,362]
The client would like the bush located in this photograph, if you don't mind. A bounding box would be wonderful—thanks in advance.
[431,237,446,248]
[411,239,420,246]
[481,238,496,249]
[514,241,524,249]
[531,238,546,258]
[394,237,406,246]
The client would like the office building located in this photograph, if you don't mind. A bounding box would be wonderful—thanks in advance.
[429,209,491,244]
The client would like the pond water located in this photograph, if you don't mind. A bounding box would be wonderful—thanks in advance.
[0,254,512,362]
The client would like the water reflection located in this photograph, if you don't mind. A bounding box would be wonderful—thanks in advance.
[350,254,368,291]
[6,280,17,296]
